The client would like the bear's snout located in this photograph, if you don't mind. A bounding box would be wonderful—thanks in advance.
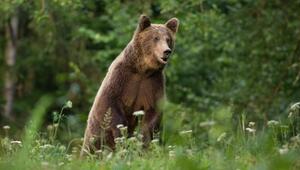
[162,49,171,62]
[163,49,171,57]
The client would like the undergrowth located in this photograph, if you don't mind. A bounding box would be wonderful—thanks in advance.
[0,97,299,170]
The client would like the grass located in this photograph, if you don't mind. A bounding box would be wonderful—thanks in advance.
[0,98,299,170]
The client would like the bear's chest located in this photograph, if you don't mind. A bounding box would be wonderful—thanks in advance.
[121,77,155,113]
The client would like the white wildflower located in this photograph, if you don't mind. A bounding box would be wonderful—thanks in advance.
[133,110,145,116]
[10,141,22,145]
[267,120,279,127]
[65,100,72,108]
[128,137,137,142]
[120,126,128,133]
[199,121,216,127]
[245,128,256,133]
[71,147,78,154]
[66,154,73,161]
[11,140,23,147]
[278,145,289,155]
[179,130,193,136]
[3,125,10,130]
[289,102,300,118]
[248,122,255,127]
[47,125,54,131]
[116,124,124,129]
[217,132,227,142]
[290,102,300,111]
[151,139,159,144]
[168,145,175,150]
[59,145,66,152]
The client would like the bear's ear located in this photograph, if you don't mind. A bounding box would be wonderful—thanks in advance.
[165,18,179,33]
[136,15,151,33]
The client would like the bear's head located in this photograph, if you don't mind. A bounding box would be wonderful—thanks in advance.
[133,15,179,71]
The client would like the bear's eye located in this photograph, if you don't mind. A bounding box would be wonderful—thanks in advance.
[154,37,160,42]
[166,38,170,44]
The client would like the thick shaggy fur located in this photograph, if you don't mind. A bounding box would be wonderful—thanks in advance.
[81,15,179,156]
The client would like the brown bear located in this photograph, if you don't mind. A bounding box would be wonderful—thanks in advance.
[81,15,179,156]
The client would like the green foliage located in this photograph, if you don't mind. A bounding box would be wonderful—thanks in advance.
[1,0,300,169]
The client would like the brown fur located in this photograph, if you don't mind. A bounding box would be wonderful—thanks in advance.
[81,15,179,156]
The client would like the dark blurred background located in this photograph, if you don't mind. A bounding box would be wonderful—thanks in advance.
[0,0,300,142]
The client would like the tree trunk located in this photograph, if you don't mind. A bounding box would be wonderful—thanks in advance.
[3,14,18,120]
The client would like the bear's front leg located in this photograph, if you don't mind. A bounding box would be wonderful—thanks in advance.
[106,104,127,149]
[81,116,102,156]
[141,109,161,147]
[81,104,127,156]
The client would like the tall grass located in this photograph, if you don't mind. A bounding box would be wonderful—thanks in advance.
[0,101,299,170]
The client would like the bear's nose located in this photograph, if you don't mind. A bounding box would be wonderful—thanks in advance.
[163,49,172,57]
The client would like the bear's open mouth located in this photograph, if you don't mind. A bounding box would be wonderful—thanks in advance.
[157,55,169,65]
[162,57,168,62]
[158,57,167,64]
